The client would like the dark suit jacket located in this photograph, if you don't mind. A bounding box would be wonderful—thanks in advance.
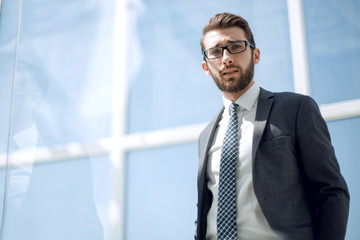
[196,88,349,240]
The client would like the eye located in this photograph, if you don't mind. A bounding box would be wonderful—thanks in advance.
[209,48,221,55]
[229,43,244,51]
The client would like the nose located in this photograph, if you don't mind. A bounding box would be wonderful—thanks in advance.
[222,48,233,64]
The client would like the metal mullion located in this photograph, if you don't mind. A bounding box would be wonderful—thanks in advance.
[109,0,129,239]
[287,0,311,95]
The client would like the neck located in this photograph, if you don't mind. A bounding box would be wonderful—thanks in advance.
[222,80,255,102]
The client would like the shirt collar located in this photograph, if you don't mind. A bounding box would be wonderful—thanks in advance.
[222,82,260,113]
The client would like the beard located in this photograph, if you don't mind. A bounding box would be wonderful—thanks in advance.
[210,58,254,93]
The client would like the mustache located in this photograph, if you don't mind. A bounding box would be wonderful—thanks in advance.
[220,65,241,72]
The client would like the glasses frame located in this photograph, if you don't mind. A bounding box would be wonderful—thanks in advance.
[203,40,255,60]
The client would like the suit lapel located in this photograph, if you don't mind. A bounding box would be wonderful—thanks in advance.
[197,108,224,239]
[197,107,223,226]
[198,108,223,184]
[252,88,274,163]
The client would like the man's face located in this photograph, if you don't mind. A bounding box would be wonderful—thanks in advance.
[201,27,260,94]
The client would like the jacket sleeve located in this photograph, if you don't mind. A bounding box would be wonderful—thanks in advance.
[296,96,350,240]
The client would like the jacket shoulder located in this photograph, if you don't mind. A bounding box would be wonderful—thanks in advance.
[261,88,318,108]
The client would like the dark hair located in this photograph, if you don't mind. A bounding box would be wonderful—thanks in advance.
[200,13,256,52]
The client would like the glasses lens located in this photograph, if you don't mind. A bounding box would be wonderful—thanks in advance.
[228,42,246,54]
[206,47,222,59]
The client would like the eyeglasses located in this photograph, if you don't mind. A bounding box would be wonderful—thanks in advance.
[203,40,255,60]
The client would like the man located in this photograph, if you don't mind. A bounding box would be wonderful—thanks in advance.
[195,13,349,240]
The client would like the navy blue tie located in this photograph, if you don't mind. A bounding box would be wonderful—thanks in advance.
[217,103,239,240]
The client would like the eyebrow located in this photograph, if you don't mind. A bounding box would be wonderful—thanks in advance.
[213,40,242,48]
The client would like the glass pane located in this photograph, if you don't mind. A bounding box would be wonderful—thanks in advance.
[0,0,115,238]
[0,0,22,232]
[0,168,5,234]
[327,117,360,240]
[303,0,360,104]
[0,1,19,151]
[125,142,198,240]
[12,0,115,146]
[127,0,293,133]
[2,155,110,240]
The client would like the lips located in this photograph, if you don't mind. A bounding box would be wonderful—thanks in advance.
[223,69,239,76]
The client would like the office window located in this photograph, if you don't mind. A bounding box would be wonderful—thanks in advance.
[1,0,359,239]
[327,117,360,240]
[127,0,293,133]
[303,0,360,104]
[125,143,197,240]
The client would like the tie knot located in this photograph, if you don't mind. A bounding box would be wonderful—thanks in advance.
[229,103,238,115]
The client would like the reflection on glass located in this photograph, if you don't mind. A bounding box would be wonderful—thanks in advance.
[7,60,46,220]
[2,61,105,240]
[303,0,360,104]
[4,159,105,240]
[0,0,116,236]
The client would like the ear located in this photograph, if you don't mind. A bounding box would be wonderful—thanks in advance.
[201,61,211,76]
[253,48,260,65]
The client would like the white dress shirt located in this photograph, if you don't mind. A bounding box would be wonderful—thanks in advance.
[206,83,283,240]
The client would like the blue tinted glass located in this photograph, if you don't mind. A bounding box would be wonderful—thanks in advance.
[126,142,198,240]
[327,117,360,240]
[0,0,114,237]
[0,0,22,232]
[303,0,360,104]
[10,0,115,145]
[127,0,293,133]
[2,155,110,240]
[0,168,5,234]
[0,0,19,153]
